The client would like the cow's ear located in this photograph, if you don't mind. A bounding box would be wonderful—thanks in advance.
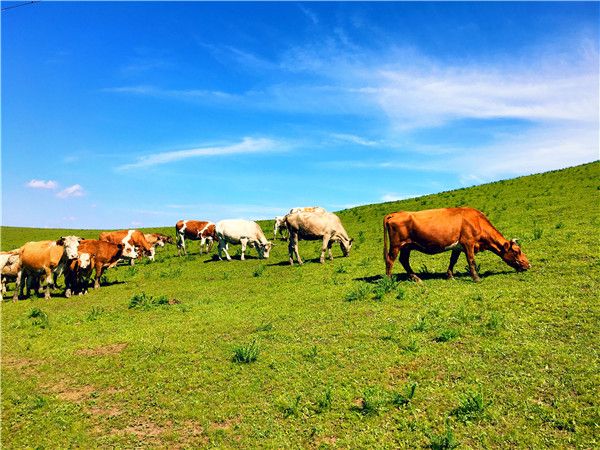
[503,241,510,252]
[117,243,124,250]
[56,237,65,246]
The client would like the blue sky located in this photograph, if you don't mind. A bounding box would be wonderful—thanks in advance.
[2,1,598,229]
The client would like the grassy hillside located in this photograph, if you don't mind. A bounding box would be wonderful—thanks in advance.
[1,162,598,448]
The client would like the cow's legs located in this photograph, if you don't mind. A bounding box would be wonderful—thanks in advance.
[94,265,104,289]
[218,241,232,261]
[199,237,205,255]
[177,233,186,256]
[207,238,214,253]
[399,248,421,282]
[385,244,400,277]
[320,236,332,263]
[288,232,302,265]
[464,246,481,282]
[446,250,461,279]
[43,268,54,299]
[11,270,22,302]
[240,238,248,260]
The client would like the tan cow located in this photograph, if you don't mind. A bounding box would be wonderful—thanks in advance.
[175,220,218,256]
[383,207,531,282]
[285,211,353,265]
[16,236,82,300]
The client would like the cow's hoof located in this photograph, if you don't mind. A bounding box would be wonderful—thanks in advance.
[446,272,454,280]
[65,289,71,298]
[472,277,482,283]
[409,274,422,283]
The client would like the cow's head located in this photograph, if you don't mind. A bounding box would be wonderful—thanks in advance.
[340,238,353,257]
[58,236,82,260]
[121,241,138,260]
[78,253,92,269]
[257,241,273,259]
[146,246,156,261]
[502,239,531,272]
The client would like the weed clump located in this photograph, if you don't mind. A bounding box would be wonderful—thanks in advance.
[344,283,372,302]
[128,292,174,310]
[392,382,417,407]
[373,276,398,300]
[28,308,49,328]
[434,329,460,342]
[232,340,260,363]
[86,306,104,321]
[281,395,302,418]
[253,264,266,277]
[428,425,459,450]
[315,387,332,413]
[451,389,490,423]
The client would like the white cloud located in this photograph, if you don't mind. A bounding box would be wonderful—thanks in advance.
[26,179,57,189]
[331,133,379,147]
[57,184,84,199]
[118,137,281,170]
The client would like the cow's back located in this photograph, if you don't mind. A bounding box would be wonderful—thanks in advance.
[79,239,121,263]
[287,211,345,239]
[99,231,126,244]
[20,240,64,270]
[217,220,263,241]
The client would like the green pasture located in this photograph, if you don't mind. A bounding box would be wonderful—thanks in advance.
[1,162,598,448]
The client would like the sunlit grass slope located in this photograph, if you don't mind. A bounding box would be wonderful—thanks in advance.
[1,162,598,448]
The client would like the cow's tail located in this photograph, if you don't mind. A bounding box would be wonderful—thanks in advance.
[383,215,389,263]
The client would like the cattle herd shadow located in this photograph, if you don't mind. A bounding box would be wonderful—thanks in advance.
[355,269,515,284]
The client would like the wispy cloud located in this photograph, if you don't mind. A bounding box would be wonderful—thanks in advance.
[118,137,281,170]
[331,133,379,147]
[57,184,85,199]
[26,179,58,189]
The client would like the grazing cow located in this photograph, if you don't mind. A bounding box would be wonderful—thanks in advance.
[16,236,82,300]
[285,211,353,265]
[99,230,146,263]
[65,240,124,295]
[383,207,531,283]
[1,251,21,301]
[289,206,327,214]
[175,220,218,256]
[144,233,174,260]
[273,216,288,240]
[215,220,272,261]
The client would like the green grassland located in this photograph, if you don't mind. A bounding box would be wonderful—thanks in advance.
[1,162,599,448]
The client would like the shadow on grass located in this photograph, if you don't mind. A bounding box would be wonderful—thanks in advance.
[355,270,514,284]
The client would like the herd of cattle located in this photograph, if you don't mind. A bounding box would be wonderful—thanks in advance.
[0,206,531,302]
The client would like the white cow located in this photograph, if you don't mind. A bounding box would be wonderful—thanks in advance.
[273,216,288,240]
[289,206,327,215]
[0,250,21,301]
[216,220,272,261]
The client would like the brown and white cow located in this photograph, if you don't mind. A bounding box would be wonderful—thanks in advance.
[383,207,531,283]
[144,233,174,260]
[175,220,218,256]
[285,211,352,265]
[215,220,272,261]
[65,240,124,295]
[16,236,82,300]
[99,230,149,263]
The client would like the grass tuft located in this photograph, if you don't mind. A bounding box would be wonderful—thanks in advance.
[253,264,266,277]
[232,340,260,364]
[344,283,372,302]
[451,389,490,423]
[27,307,49,329]
[434,329,460,342]
[392,382,417,407]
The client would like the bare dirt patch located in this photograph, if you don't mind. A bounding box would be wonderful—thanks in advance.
[75,342,128,357]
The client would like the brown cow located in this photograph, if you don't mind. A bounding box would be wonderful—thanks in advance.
[66,240,124,295]
[175,220,218,256]
[383,207,531,282]
[16,236,82,300]
[99,230,151,264]
[285,211,353,265]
